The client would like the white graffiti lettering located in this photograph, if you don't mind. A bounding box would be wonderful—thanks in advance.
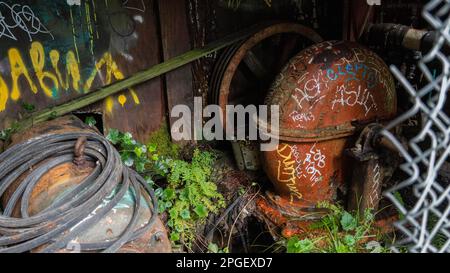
[0,2,54,42]
[331,85,378,116]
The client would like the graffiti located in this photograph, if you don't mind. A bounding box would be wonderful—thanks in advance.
[294,144,326,187]
[0,41,139,113]
[290,145,304,179]
[276,143,327,202]
[326,63,378,89]
[331,84,377,116]
[122,0,146,13]
[289,110,315,125]
[0,2,54,42]
[291,70,328,110]
[277,144,303,203]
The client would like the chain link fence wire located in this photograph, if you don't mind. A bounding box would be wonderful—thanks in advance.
[382,0,450,253]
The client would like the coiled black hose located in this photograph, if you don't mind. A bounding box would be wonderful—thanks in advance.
[0,131,158,253]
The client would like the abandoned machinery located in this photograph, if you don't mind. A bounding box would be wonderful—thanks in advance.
[0,22,403,251]
[211,25,399,237]
[0,116,171,253]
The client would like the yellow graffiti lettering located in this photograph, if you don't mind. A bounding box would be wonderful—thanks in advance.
[8,48,38,101]
[130,90,140,105]
[84,52,140,113]
[50,49,81,91]
[30,42,59,98]
[105,97,114,113]
[0,75,9,112]
[0,43,140,114]
[277,144,303,203]
[118,95,127,107]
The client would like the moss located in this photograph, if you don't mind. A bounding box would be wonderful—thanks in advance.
[147,121,180,159]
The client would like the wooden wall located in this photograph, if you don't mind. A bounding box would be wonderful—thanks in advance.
[0,0,194,144]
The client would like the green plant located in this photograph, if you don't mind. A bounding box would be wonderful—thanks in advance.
[286,237,316,253]
[158,149,225,248]
[106,129,168,183]
[285,203,390,253]
[146,121,180,160]
[84,116,97,128]
[392,191,406,220]
[21,102,36,112]
[0,122,20,142]
[107,129,224,249]
[208,243,229,253]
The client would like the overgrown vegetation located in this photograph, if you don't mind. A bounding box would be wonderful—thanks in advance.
[106,127,225,250]
[284,203,390,253]
[146,121,180,160]
[157,149,225,248]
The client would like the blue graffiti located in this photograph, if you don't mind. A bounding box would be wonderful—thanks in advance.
[326,63,378,89]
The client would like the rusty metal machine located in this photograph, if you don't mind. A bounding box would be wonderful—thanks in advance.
[0,116,171,253]
[210,22,323,171]
[256,41,398,237]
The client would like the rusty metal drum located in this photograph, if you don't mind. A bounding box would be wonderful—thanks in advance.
[262,41,397,214]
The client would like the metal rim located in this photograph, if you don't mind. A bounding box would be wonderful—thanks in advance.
[212,22,324,132]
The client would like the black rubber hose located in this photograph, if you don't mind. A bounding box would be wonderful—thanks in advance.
[0,131,158,253]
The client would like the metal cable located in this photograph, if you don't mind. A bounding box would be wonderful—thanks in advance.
[0,131,158,253]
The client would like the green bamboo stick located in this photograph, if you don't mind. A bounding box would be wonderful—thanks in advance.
[16,26,256,131]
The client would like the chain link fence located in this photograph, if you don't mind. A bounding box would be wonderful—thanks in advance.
[382,0,450,253]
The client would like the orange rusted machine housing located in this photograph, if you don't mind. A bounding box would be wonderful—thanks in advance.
[258,41,397,236]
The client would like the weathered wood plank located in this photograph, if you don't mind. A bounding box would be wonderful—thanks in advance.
[158,0,194,143]
[101,0,165,144]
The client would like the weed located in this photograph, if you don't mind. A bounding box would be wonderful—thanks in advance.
[159,149,225,248]
[285,203,390,253]
[107,129,225,250]
[84,116,97,128]
[208,243,229,253]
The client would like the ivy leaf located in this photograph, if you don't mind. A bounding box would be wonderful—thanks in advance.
[344,234,356,246]
[287,237,315,253]
[135,161,145,173]
[340,211,357,231]
[169,208,179,219]
[144,176,154,186]
[107,129,120,144]
[170,232,180,242]
[158,202,166,214]
[123,132,135,145]
[180,209,191,220]
[208,243,219,253]
[84,116,97,127]
[134,146,143,157]
[148,143,157,153]
[155,188,164,197]
[164,201,173,209]
[194,204,208,218]
[163,189,176,200]
[122,155,134,167]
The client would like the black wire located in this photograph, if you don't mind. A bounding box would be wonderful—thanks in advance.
[0,131,158,253]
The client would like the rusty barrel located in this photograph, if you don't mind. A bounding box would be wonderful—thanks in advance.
[261,41,397,216]
[0,116,171,253]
